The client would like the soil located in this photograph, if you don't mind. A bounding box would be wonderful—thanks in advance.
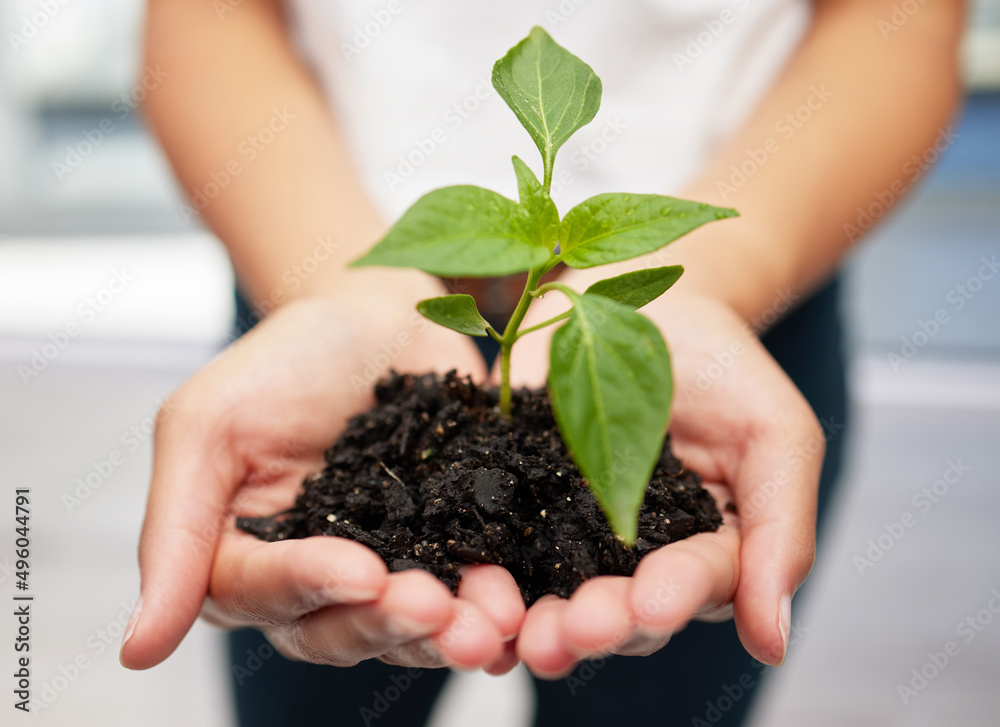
[238,371,721,604]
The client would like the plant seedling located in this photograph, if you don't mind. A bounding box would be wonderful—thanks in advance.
[352,27,736,544]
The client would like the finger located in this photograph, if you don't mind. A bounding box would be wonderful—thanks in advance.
[121,397,241,670]
[561,577,633,658]
[613,629,671,657]
[629,533,738,632]
[484,640,521,676]
[696,602,734,623]
[457,565,526,640]
[630,486,740,636]
[281,569,455,667]
[732,415,821,666]
[517,596,576,679]
[431,600,505,670]
[206,533,388,627]
[378,639,447,669]
[380,599,509,671]
[380,569,521,670]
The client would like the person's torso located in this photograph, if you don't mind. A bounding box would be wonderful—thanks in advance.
[287,0,809,219]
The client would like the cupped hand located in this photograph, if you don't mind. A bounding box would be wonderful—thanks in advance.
[121,285,526,673]
[505,286,823,678]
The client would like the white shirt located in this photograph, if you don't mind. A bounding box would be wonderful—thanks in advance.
[287,0,809,219]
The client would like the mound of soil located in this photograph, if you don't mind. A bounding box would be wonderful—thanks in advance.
[238,372,721,604]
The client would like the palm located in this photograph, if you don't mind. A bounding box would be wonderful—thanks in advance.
[504,291,822,674]
[198,298,486,518]
[124,297,528,673]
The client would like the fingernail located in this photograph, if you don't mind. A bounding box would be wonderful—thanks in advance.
[618,629,671,656]
[777,594,791,665]
[635,624,675,641]
[120,595,143,663]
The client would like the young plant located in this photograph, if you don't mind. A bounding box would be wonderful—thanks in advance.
[353,27,736,544]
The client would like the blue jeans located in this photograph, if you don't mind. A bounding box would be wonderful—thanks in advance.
[227,279,847,727]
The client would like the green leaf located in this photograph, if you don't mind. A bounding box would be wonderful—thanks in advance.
[548,292,672,544]
[492,27,602,185]
[416,295,490,337]
[351,185,551,277]
[512,155,544,202]
[559,194,738,269]
[512,156,559,251]
[585,266,684,310]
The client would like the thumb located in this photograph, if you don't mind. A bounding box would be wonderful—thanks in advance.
[120,402,240,670]
[732,415,822,666]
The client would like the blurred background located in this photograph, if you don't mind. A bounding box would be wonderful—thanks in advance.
[0,1,997,726]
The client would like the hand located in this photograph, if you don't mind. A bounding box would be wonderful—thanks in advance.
[120,290,526,673]
[505,287,823,677]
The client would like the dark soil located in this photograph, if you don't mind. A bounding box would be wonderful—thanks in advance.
[238,372,721,604]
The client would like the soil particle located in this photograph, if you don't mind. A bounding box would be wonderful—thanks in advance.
[238,372,721,604]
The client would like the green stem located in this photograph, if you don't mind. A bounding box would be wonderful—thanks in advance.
[499,342,513,418]
[498,267,544,419]
[532,280,574,298]
[540,256,563,275]
[516,310,571,339]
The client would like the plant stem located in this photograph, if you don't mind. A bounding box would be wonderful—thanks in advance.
[498,267,543,419]
[498,342,513,418]
[496,149,559,419]
[516,310,571,339]
[532,280,574,298]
